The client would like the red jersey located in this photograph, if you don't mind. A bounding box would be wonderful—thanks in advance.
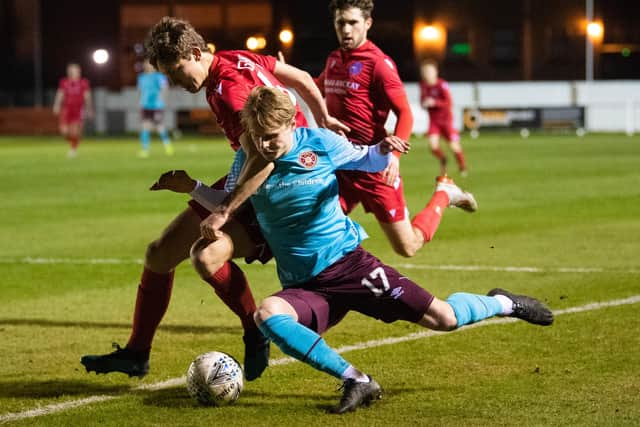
[419,78,453,123]
[58,78,90,111]
[205,50,307,151]
[317,40,409,146]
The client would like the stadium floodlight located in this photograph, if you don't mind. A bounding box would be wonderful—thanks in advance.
[92,49,109,65]
[586,21,603,40]
[418,25,441,42]
[246,36,267,51]
[279,29,294,45]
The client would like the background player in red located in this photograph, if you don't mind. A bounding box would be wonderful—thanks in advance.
[314,0,476,258]
[52,63,93,158]
[80,17,348,381]
[419,59,468,176]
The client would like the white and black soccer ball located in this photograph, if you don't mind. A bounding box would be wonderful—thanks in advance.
[186,351,243,406]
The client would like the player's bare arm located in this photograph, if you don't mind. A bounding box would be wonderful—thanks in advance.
[52,89,63,115]
[273,60,350,136]
[199,134,274,240]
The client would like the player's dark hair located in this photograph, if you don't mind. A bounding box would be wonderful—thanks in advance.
[329,0,374,19]
[145,17,208,69]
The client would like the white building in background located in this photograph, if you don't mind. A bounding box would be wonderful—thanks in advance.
[92,80,640,136]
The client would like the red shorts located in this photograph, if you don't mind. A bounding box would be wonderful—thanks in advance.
[273,246,434,334]
[337,170,408,223]
[187,175,272,264]
[60,108,83,125]
[427,120,459,142]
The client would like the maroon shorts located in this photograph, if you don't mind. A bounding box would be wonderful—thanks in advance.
[188,175,272,264]
[427,120,460,142]
[272,246,434,334]
[337,170,408,223]
[141,109,164,124]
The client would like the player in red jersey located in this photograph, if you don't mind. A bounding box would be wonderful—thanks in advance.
[315,0,476,258]
[52,63,93,158]
[80,17,348,381]
[420,59,468,176]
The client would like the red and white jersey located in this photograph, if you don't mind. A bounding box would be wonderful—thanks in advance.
[206,50,307,151]
[317,41,407,146]
[58,78,90,111]
[419,78,453,123]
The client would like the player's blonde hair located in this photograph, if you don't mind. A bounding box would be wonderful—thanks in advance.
[145,17,208,69]
[241,87,296,136]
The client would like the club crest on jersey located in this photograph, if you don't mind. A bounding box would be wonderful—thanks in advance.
[349,61,363,76]
[298,151,318,168]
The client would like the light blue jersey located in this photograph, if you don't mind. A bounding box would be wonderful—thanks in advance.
[137,72,168,110]
[248,127,390,287]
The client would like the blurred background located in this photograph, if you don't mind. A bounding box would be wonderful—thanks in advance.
[0,0,638,136]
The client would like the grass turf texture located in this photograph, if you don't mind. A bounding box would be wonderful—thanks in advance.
[0,133,639,426]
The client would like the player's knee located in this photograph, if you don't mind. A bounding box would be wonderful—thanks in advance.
[145,239,168,269]
[394,245,417,258]
[254,298,282,326]
[190,239,228,279]
[390,240,419,258]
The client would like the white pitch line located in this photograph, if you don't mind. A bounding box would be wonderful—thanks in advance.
[2,257,638,274]
[0,396,117,424]
[0,257,144,265]
[1,294,639,424]
[397,263,639,274]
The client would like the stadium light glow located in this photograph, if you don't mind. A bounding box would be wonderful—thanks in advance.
[92,49,109,65]
[418,25,441,42]
[586,21,603,40]
[279,29,294,45]
[246,36,267,51]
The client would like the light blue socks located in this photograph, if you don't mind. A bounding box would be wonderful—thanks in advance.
[140,129,151,150]
[446,292,504,327]
[258,314,349,379]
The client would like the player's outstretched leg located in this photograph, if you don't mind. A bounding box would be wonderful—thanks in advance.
[420,290,553,331]
[487,288,554,326]
[435,175,477,212]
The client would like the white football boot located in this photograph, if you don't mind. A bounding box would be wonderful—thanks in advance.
[435,175,478,212]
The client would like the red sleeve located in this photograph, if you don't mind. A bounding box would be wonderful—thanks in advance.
[373,57,413,141]
[219,80,247,114]
[58,78,66,90]
[241,51,277,73]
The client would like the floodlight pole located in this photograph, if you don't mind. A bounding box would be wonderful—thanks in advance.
[585,0,594,81]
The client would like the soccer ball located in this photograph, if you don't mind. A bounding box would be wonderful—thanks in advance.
[186,351,244,406]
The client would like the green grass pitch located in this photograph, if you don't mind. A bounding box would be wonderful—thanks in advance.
[1,132,639,426]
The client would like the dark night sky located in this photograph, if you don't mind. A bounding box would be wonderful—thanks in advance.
[1,0,639,101]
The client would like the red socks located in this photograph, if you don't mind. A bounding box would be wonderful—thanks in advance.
[69,135,79,149]
[431,147,447,164]
[204,261,257,331]
[454,151,467,171]
[127,268,175,352]
[411,191,449,243]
